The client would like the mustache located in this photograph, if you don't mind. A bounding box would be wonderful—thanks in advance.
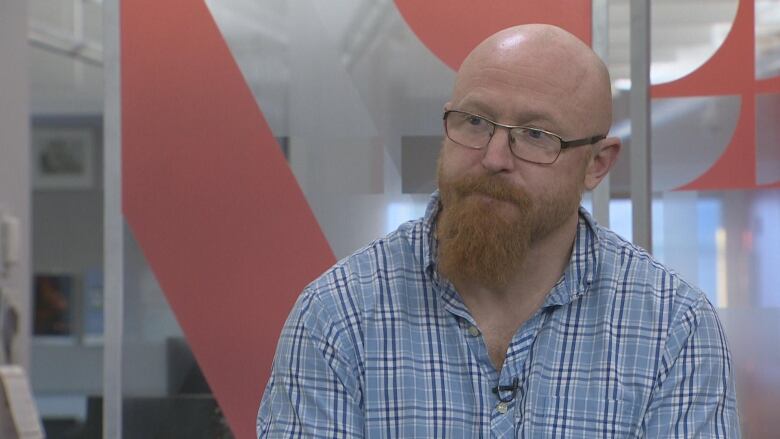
[447,174,528,205]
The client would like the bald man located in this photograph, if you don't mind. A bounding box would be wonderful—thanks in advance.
[258,25,740,438]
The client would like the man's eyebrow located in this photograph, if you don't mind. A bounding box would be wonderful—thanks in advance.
[512,112,556,127]
[454,100,493,116]
[457,103,556,127]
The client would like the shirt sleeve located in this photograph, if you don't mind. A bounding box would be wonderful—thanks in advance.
[257,288,364,438]
[641,295,741,438]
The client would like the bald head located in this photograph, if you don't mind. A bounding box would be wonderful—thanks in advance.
[451,24,613,135]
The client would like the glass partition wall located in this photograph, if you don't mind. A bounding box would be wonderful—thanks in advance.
[104,1,779,437]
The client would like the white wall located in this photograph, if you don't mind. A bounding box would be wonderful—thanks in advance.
[0,0,32,370]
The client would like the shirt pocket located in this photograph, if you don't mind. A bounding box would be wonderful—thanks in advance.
[518,393,642,438]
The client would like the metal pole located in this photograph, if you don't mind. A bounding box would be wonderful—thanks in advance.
[591,0,610,227]
[103,0,123,437]
[630,0,652,252]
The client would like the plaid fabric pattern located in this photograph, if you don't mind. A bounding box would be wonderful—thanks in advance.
[258,193,740,438]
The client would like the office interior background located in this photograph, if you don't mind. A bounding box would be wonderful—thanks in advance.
[0,0,778,437]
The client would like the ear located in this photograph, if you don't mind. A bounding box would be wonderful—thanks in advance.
[584,137,621,191]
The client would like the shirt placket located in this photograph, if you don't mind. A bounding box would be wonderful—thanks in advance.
[447,301,552,436]
[490,308,551,438]
[435,281,499,437]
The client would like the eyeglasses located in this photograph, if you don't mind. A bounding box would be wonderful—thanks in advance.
[443,110,606,165]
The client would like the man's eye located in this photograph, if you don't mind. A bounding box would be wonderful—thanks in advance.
[465,115,485,126]
[525,128,544,139]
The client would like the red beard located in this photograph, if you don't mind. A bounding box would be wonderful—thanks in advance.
[436,160,582,291]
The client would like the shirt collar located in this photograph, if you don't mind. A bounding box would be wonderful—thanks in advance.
[420,191,601,307]
[421,190,442,283]
[544,207,601,307]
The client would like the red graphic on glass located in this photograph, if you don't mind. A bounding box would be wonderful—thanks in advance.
[122,1,335,438]
[652,0,780,189]
[394,0,593,70]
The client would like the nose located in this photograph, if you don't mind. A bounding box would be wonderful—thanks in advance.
[481,126,515,173]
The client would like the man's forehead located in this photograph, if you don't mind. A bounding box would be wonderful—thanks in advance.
[450,25,612,133]
[451,61,577,126]
[454,38,590,104]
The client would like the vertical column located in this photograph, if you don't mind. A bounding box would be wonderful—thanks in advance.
[630,0,652,251]
[103,0,123,437]
[591,0,610,227]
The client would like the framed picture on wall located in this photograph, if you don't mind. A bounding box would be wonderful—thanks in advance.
[32,126,95,190]
[33,273,76,337]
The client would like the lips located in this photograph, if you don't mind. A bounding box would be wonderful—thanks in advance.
[463,185,523,205]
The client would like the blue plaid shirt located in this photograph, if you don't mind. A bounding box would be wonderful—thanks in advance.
[258,193,740,438]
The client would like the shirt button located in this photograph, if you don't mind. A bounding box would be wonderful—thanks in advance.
[496,402,509,414]
[467,325,481,337]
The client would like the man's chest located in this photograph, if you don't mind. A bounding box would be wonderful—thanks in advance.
[360,302,657,438]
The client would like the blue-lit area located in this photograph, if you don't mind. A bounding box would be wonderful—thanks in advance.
[385,199,429,235]
[697,197,721,306]
[754,191,780,307]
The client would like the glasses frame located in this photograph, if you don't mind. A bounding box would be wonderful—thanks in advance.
[442,110,606,165]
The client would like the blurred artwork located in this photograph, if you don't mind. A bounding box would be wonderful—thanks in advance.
[32,127,95,190]
[33,274,73,336]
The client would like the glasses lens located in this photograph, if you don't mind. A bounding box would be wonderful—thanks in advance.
[444,112,564,164]
[509,127,561,164]
[446,112,492,148]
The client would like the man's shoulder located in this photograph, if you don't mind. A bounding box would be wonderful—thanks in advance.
[591,223,714,326]
[300,217,428,315]
[584,222,728,368]
[593,222,723,346]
